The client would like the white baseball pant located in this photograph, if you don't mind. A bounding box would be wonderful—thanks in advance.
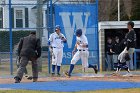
[52,48,63,66]
[71,50,89,68]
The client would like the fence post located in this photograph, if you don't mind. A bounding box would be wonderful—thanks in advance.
[36,0,43,72]
[95,0,100,72]
[47,0,51,74]
[9,0,13,75]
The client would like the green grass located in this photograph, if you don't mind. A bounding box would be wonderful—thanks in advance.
[1,61,140,77]
[0,88,140,93]
[0,61,90,76]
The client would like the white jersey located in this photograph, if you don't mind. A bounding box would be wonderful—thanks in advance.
[49,32,66,48]
[76,35,88,50]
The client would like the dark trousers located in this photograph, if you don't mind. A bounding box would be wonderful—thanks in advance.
[16,56,38,80]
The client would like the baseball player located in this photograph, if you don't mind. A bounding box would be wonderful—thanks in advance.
[48,25,67,76]
[115,21,136,75]
[125,21,136,70]
[65,29,98,77]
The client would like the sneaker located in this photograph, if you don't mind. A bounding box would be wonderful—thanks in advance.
[51,73,55,77]
[93,65,98,74]
[33,78,38,82]
[27,76,33,80]
[123,73,133,77]
[57,73,61,77]
[14,76,21,83]
[64,71,71,78]
[25,75,29,78]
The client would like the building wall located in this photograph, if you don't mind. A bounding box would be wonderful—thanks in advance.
[99,29,105,71]
[1,0,37,30]
[3,4,9,29]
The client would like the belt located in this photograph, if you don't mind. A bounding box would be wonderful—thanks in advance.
[78,49,86,51]
[53,47,62,49]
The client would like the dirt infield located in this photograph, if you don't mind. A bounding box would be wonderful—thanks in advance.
[0,74,140,84]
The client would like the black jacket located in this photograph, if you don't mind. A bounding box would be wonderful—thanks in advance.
[111,41,122,55]
[106,43,113,55]
[125,29,136,50]
[18,34,41,58]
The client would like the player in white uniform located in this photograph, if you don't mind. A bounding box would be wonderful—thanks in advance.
[48,25,67,76]
[65,29,98,77]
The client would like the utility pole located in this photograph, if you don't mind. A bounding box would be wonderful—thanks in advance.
[118,0,120,21]
[36,0,43,72]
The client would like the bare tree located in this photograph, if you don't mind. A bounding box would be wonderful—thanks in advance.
[98,0,112,21]
[57,0,133,21]
[123,0,132,19]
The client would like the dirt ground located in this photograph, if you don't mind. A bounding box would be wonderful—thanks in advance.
[0,74,140,84]
[1,63,140,84]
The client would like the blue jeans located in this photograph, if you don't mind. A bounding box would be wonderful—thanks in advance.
[127,48,134,70]
[113,54,119,69]
[106,54,113,71]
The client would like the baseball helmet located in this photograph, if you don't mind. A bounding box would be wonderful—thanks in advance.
[76,29,82,36]
[55,25,61,31]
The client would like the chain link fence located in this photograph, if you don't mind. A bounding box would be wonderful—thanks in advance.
[0,0,99,76]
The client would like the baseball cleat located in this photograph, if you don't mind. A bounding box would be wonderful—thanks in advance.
[93,65,98,74]
[51,73,55,77]
[64,71,71,78]
[57,73,61,77]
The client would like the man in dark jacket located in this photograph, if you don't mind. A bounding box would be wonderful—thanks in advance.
[116,21,136,75]
[125,21,136,70]
[105,37,113,71]
[14,31,41,83]
[110,36,122,70]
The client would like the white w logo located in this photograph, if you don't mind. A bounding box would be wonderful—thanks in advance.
[59,12,90,48]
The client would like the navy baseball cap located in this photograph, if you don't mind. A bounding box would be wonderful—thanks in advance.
[76,29,82,36]
[55,25,61,31]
